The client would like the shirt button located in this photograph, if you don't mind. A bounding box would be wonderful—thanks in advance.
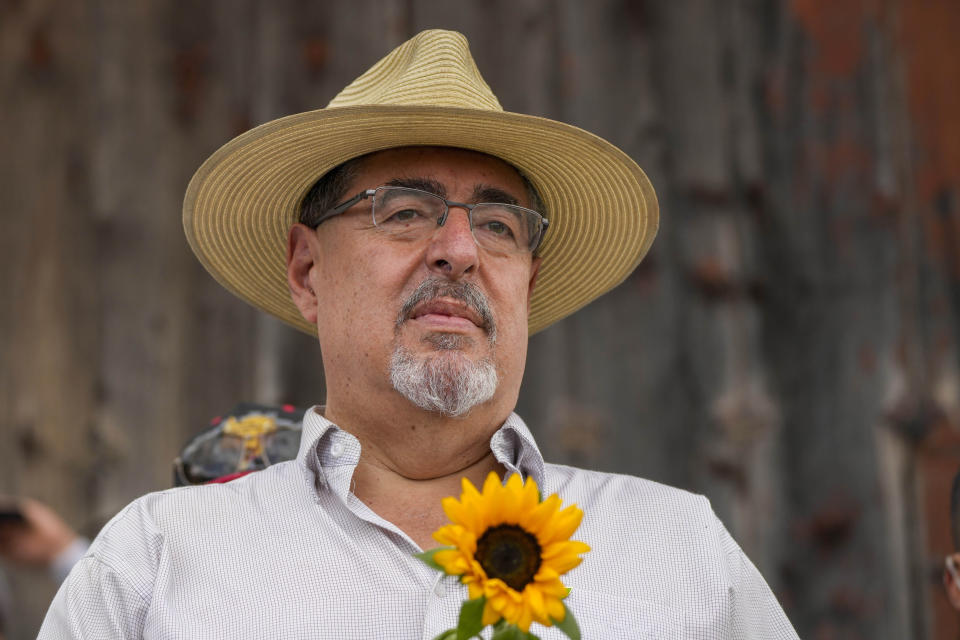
[330,441,345,458]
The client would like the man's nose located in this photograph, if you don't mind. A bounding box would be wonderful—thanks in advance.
[425,206,479,278]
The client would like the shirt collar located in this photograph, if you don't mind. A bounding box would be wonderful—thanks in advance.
[296,406,546,493]
[489,412,546,489]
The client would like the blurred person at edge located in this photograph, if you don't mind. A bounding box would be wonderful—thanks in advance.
[38,30,799,639]
[0,498,88,639]
[0,404,299,639]
[0,499,88,585]
[944,470,960,611]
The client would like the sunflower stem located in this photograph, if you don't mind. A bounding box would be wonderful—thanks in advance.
[490,622,526,639]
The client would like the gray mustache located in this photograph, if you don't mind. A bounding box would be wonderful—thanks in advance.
[397,278,497,341]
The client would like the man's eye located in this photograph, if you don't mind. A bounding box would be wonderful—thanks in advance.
[384,208,422,223]
[483,220,515,237]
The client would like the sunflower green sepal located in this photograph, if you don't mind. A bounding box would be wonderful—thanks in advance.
[416,547,453,573]
[430,631,458,640]
[457,596,486,639]
[551,601,581,640]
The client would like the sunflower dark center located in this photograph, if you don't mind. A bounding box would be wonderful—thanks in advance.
[475,524,542,591]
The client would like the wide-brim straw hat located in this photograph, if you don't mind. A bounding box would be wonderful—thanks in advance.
[183,29,658,336]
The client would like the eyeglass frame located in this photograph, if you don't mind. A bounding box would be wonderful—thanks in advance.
[310,185,550,253]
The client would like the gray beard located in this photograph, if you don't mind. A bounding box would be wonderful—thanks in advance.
[389,344,498,417]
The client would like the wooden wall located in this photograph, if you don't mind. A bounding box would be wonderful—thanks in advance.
[2,1,959,638]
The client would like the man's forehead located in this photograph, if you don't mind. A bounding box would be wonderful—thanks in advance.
[352,146,528,192]
[382,176,521,206]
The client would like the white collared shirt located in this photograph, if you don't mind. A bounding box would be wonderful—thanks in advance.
[39,409,798,639]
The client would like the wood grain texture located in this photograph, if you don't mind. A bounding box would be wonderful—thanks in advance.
[1,1,958,638]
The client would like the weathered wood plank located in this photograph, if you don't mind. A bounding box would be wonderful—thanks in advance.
[3,2,960,639]
[0,1,99,635]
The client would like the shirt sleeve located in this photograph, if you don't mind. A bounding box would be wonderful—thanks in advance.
[716,516,800,640]
[49,537,91,584]
[37,497,163,640]
[37,555,149,640]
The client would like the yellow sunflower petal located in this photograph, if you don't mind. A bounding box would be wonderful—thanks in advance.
[480,472,507,525]
[482,471,502,496]
[432,524,462,546]
[519,475,540,513]
[486,583,512,614]
[546,597,565,622]
[432,526,477,558]
[501,598,521,624]
[459,477,481,512]
[464,485,497,536]
[461,475,482,500]
[441,496,470,528]
[534,577,570,599]
[541,540,591,560]
[525,583,547,621]
[533,565,560,582]
[481,600,501,626]
[544,554,584,575]
[541,540,590,573]
[467,558,487,578]
[517,605,535,632]
[523,494,562,541]
[500,473,527,523]
[540,504,584,546]
[446,556,474,575]
[467,581,484,600]
[432,549,463,573]
[505,472,524,490]
[483,578,507,599]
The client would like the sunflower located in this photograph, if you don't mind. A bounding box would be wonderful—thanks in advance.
[428,471,589,634]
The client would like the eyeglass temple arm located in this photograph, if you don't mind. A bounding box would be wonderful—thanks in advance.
[313,189,377,227]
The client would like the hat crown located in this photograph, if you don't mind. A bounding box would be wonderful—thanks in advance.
[326,30,503,111]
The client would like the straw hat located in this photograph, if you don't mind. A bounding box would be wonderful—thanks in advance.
[183,29,658,335]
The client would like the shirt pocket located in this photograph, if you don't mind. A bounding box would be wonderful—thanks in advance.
[561,589,684,639]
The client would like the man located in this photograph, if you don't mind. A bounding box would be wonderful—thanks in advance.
[40,30,798,638]
[0,498,88,640]
[0,498,88,585]
[944,469,960,612]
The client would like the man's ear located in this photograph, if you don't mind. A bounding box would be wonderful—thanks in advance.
[947,565,960,610]
[287,223,319,324]
[527,256,542,305]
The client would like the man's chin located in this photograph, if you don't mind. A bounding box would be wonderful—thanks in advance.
[389,344,500,417]
[421,331,475,351]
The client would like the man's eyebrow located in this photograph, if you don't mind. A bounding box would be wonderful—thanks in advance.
[471,185,521,206]
[382,179,522,206]
[386,177,446,198]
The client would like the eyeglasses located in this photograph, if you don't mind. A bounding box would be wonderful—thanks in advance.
[313,186,549,254]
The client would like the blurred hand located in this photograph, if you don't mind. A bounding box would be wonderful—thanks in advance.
[0,498,77,568]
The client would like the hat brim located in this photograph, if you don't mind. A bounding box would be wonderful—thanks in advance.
[183,105,658,336]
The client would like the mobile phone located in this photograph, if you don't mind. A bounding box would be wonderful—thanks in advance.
[0,506,26,526]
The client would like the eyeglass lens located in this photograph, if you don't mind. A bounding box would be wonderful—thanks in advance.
[372,187,540,253]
